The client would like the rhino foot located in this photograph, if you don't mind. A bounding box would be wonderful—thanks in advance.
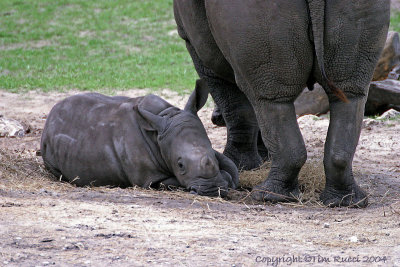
[251,179,300,203]
[211,105,226,127]
[320,183,368,208]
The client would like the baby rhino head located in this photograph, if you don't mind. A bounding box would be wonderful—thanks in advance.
[138,80,238,197]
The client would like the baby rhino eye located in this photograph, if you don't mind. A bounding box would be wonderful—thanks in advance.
[177,159,186,174]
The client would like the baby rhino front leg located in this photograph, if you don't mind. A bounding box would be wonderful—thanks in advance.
[251,101,307,202]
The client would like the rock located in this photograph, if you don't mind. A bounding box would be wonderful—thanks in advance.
[0,116,25,137]
[294,84,329,116]
[373,31,400,81]
[365,80,400,115]
[377,108,400,120]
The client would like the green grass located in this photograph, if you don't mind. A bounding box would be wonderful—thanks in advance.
[391,11,400,32]
[1,2,400,94]
[0,0,197,93]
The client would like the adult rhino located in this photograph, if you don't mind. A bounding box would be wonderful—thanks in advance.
[174,0,390,207]
[41,80,238,197]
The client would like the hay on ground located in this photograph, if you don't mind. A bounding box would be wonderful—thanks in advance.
[239,160,325,203]
[1,148,327,206]
[0,148,72,192]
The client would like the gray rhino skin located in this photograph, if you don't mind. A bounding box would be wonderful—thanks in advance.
[41,80,238,197]
[174,0,390,207]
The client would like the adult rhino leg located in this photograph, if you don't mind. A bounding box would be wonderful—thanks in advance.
[206,76,262,170]
[185,41,262,170]
[212,103,270,161]
[251,99,307,202]
[257,132,270,161]
[320,96,368,207]
[203,0,313,200]
[211,80,262,171]
[318,0,389,207]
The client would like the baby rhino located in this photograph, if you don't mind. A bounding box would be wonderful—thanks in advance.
[41,80,238,197]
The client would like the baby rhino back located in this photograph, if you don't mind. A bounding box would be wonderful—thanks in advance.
[41,93,149,187]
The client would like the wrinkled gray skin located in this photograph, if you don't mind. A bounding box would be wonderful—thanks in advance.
[41,80,238,197]
[174,0,390,207]
[211,105,270,161]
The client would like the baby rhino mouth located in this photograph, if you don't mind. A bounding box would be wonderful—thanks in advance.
[188,171,232,198]
[189,185,229,198]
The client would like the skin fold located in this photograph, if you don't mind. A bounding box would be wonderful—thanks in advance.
[41,80,238,197]
[174,0,390,207]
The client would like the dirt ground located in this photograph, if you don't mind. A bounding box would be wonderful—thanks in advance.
[0,89,399,267]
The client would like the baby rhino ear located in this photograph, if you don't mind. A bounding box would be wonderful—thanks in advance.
[137,95,170,133]
[137,106,167,133]
[184,79,209,114]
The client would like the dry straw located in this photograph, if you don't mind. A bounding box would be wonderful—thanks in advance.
[1,148,327,206]
[0,148,72,192]
[238,160,326,205]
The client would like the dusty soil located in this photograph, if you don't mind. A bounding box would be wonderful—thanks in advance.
[393,0,400,11]
[0,89,399,267]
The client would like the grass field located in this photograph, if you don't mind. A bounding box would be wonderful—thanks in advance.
[390,10,400,32]
[0,0,197,94]
[0,1,399,94]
